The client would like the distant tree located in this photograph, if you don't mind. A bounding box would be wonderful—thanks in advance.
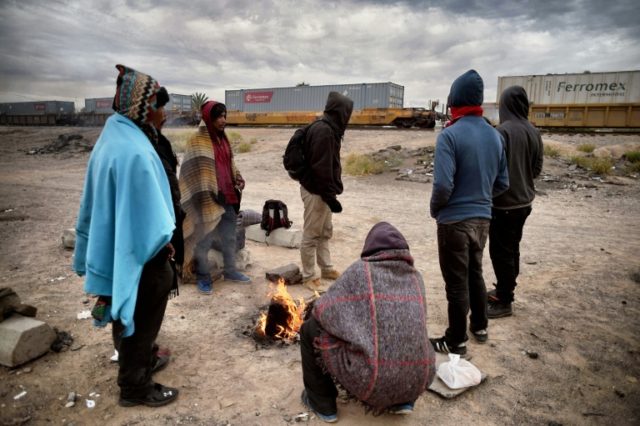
[191,92,209,111]
[296,82,310,87]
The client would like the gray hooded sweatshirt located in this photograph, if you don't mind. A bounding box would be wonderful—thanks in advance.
[494,86,544,209]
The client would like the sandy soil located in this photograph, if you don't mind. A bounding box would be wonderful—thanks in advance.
[0,125,639,426]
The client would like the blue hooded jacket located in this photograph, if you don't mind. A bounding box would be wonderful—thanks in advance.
[430,70,509,223]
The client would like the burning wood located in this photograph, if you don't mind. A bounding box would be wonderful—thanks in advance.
[254,278,307,341]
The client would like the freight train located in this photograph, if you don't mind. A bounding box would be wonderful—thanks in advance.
[2,72,638,129]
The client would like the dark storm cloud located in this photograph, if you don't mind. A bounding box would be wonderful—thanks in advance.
[0,0,638,106]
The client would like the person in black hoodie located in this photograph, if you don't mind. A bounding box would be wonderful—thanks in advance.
[299,91,353,291]
[488,86,543,318]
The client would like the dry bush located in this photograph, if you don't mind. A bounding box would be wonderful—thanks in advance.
[343,153,385,176]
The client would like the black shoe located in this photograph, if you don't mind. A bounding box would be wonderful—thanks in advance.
[488,300,513,318]
[119,383,179,407]
[470,329,488,343]
[487,288,499,302]
[429,336,467,355]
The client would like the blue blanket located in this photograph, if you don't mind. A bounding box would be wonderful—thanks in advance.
[74,114,175,337]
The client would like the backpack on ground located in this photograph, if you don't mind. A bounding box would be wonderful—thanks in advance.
[260,200,293,236]
[282,119,325,181]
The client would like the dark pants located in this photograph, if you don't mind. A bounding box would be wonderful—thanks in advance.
[300,317,338,415]
[437,219,490,344]
[112,250,173,398]
[489,206,532,303]
[195,204,238,279]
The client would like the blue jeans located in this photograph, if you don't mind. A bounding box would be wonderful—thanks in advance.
[195,204,238,279]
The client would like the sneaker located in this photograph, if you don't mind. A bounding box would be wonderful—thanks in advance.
[119,382,179,407]
[197,277,213,294]
[487,288,499,302]
[301,389,337,423]
[320,269,340,280]
[471,329,488,343]
[430,336,467,355]
[388,402,414,415]
[488,300,513,318]
[224,271,251,283]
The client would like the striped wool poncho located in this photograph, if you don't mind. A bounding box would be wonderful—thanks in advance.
[312,222,436,411]
[178,109,242,280]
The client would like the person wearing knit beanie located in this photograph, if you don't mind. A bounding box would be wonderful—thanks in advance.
[429,69,509,357]
[74,65,179,407]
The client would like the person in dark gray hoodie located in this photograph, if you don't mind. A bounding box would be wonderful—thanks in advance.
[299,92,353,291]
[488,86,543,318]
[429,70,509,356]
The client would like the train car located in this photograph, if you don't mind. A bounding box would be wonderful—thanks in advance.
[226,82,404,113]
[0,101,75,125]
[497,71,640,128]
[226,107,437,128]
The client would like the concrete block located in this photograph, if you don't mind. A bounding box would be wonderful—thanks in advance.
[62,229,76,249]
[266,263,302,285]
[0,315,56,367]
[207,248,252,272]
[245,224,302,249]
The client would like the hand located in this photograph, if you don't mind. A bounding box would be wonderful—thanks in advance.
[326,198,342,213]
[235,175,245,191]
[165,242,176,261]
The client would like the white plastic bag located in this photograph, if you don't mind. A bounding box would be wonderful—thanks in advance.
[436,353,482,389]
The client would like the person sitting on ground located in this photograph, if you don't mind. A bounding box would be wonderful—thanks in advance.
[179,100,250,294]
[299,221,436,422]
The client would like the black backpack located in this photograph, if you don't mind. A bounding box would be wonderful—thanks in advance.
[260,200,293,236]
[282,119,325,181]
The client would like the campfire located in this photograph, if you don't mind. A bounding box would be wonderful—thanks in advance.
[254,278,307,342]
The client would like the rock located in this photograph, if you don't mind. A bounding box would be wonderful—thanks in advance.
[207,248,252,272]
[0,315,56,367]
[62,229,76,249]
[246,224,302,248]
[265,264,303,285]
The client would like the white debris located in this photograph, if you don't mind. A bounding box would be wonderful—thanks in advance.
[86,399,95,408]
[13,390,27,400]
[110,350,119,362]
[76,310,92,320]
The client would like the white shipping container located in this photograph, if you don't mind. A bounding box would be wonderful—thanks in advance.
[497,71,640,105]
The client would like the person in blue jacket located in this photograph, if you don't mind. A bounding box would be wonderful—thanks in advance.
[429,69,509,356]
[74,65,178,407]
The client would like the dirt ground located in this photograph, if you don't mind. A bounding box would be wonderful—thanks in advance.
[0,125,639,426]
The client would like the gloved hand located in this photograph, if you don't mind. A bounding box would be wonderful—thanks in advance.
[326,198,342,213]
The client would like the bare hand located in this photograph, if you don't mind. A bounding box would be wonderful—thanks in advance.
[165,242,176,261]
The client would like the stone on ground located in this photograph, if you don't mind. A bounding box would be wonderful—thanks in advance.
[0,315,56,367]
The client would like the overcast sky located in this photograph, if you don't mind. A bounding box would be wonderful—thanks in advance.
[1,0,639,109]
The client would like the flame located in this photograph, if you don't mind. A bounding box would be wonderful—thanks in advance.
[255,278,306,340]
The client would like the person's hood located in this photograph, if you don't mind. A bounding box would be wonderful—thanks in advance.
[201,100,227,140]
[447,69,484,107]
[499,85,530,122]
[323,91,354,136]
[112,64,164,125]
[361,221,409,258]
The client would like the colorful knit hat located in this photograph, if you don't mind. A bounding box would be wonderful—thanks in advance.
[112,64,162,124]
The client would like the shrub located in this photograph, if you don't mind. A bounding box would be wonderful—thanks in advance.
[250,137,258,145]
[163,128,194,153]
[624,150,640,163]
[237,142,252,153]
[343,153,385,176]
[570,156,614,175]
[227,131,243,144]
[544,145,561,158]
[577,143,596,153]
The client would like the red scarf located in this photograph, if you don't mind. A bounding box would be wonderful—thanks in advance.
[445,105,484,127]
[202,101,238,205]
